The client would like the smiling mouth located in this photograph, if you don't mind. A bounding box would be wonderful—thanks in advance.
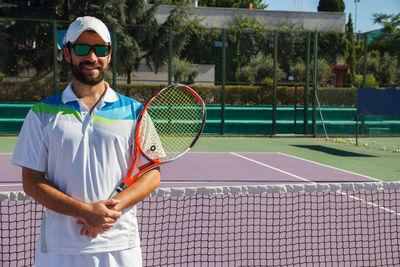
[80,61,102,72]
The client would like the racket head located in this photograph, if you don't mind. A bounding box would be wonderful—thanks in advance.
[136,84,206,163]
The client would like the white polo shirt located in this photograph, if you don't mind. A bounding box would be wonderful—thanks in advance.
[12,83,145,254]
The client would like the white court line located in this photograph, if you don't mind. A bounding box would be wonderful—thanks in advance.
[0,183,21,186]
[278,152,379,181]
[230,152,400,217]
[230,152,312,183]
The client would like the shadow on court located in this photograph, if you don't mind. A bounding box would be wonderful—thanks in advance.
[291,145,376,157]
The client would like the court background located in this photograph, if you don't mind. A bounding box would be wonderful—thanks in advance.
[2,135,399,182]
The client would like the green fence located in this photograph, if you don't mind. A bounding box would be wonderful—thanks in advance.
[1,17,399,136]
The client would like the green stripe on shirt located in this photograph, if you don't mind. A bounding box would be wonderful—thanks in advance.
[32,102,82,119]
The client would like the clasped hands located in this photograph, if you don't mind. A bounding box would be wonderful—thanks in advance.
[77,199,122,238]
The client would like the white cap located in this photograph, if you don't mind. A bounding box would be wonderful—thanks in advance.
[64,16,111,45]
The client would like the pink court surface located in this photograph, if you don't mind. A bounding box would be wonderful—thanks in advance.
[0,152,378,192]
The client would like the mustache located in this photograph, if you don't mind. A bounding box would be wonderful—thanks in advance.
[79,61,102,69]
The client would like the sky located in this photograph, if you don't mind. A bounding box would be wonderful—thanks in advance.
[265,0,400,33]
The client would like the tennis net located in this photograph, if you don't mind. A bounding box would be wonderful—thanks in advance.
[1,182,400,266]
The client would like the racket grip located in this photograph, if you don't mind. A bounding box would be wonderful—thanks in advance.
[109,182,128,198]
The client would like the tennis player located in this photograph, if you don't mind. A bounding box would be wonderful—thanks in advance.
[11,16,160,267]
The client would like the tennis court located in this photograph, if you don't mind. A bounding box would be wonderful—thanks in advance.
[1,136,400,266]
[0,151,378,191]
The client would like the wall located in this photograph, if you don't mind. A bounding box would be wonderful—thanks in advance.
[155,5,346,32]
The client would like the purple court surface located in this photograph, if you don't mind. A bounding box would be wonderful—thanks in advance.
[0,152,377,192]
[1,153,397,267]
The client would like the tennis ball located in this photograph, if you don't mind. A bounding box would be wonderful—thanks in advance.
[372,140,376,144]
[382,146,386,150]
[364,143,368,147]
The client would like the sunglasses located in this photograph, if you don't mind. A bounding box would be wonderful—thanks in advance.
[70,44,111,57]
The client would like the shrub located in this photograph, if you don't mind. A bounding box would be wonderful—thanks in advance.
[0,81,359,107]
[355,74,380,88]
[172,57,200,84]
[236,52,283,85]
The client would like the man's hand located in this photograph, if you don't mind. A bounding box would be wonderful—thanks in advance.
[77,199,121,238]
[77,167,161,238]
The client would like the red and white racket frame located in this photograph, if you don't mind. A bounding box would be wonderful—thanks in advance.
[110,84,206,197]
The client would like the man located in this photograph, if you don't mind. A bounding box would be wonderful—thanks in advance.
[11,16,160,267]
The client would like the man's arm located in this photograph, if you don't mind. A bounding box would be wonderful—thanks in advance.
[22,167,122,232]
[80,165,161,238]
[112,165,161,211]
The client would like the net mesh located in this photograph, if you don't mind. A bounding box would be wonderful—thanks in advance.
[140,85,205,161]
[1,182,400,266]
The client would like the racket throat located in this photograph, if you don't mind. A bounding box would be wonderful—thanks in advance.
[116,182,128,193]
[109,182,128,198]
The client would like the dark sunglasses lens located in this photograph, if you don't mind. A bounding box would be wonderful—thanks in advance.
[73,44,91,56]
[94,45,110,57]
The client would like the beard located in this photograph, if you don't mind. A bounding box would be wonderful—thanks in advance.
[71,60,107,86]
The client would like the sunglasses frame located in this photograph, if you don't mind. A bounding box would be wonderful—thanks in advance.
[70,44,111,57]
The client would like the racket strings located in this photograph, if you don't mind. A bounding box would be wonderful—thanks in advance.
[141,86,204,161]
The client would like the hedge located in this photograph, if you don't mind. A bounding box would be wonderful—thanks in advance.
[0,80,357,107]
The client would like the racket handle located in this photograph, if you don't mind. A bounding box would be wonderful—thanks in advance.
[109,182,128,198]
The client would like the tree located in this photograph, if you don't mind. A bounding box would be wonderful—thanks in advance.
[370,13,400,67]
[360,13,400,86]
[290,58,332,85]
[236,52,282,85]
[317,0,345,12]
[317,30,346,64]
[198,0,268,9]
[0,0,193,84]
[357,51,399,86]
[344,13,356,86]
[140,5,198,78]
[0,1,63,78]
[172,56,199,84]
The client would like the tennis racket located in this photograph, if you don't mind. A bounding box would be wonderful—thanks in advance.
[110,84,206,198]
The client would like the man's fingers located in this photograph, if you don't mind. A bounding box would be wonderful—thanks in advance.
[103,198,120,207]
[106,209,122,219]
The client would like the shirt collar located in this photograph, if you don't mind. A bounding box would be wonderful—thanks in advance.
[62,82,119,104]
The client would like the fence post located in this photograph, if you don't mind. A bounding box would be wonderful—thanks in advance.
[272,30,278,135]
[168,26,172,85]
[312,31,318,138]
[304,31,310,135]
[52,20,58,95]
[112,24,117,89]
[362,33,368,88]
[221,29,226,135]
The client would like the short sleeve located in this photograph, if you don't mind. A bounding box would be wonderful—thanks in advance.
[11,109,48,172]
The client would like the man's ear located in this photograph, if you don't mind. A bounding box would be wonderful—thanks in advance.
[107,49,112,64]
[64,47,71,63]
